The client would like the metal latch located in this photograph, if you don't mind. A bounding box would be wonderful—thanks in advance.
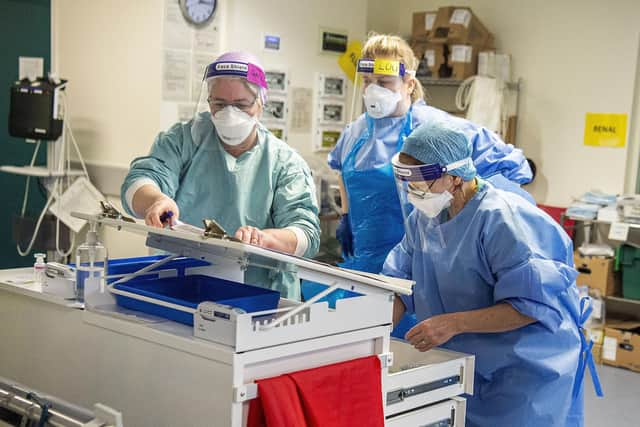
[203,218,240,241]
[386,375,461,405]
[100,200,135,223]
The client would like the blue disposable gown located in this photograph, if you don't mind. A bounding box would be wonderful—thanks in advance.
[329,100,532,182]
[382,182,588,427]
[121,113,321,299]
[327,100,533,274]
[317,101,533,337]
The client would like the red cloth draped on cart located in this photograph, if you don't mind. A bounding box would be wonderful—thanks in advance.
[247,355,384,427]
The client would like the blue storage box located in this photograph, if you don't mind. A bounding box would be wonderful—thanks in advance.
[114,275,280,325]
[113,275,280,325]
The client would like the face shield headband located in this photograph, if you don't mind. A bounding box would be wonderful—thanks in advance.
[205,60,268,90]
[357,58,409,77]
[392,154,472,182]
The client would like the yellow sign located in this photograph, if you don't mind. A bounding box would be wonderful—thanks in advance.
[373,59,401,76]
[584,113,628,148]
[338,40,362,82]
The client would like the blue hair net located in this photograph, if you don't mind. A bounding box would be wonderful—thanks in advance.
[401,121,476,180]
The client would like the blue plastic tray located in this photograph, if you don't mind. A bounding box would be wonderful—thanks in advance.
[106,255,210,283]
[113,275,280,325]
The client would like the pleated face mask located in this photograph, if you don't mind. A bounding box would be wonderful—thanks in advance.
[211,106,257,146]
[408,191,454,218]
[363,84,402,119]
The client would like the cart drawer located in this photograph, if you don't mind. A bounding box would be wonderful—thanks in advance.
[385,340,474,417]
[385,396,466,427]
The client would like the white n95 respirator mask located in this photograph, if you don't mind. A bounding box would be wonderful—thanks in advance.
[408,191,453,218]
[211,106,257,146]
[363,84,402,119]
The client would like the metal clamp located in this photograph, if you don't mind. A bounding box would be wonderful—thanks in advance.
[100,200,135,223]
[203,218,240,242]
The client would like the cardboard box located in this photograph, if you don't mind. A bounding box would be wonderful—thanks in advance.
[412,11,438,42]
[603,321,640,372]
[585,327,605,345]
[574,252,620,296]
[412,42,446,78]
[429,7,493,47]
[449,44,479,80]
[428,6,456,43]
[592,343,603,364]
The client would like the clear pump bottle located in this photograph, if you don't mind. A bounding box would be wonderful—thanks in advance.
[75,222,108,303]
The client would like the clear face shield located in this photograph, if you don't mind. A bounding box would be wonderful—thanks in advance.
[348,58,414,122]
[192,60,268,145]
[391,153,472,250]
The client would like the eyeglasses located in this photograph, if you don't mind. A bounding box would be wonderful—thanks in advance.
[207,96,257,112]
[406,180,437,199]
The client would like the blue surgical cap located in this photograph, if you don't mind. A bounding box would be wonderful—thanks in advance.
[401,121,476,180]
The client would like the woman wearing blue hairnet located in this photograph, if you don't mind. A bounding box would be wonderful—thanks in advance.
[330,35,534,276]
[319,34,533,337]
[121,51,320,299]
[383,121,601,427]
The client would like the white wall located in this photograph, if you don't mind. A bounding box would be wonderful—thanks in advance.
[223,0,367,161]
[367,0,640,206]
[52,0,367,257]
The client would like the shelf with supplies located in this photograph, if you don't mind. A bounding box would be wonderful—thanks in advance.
[566,215,640,319]
[605,296,640,320]
[564,215,640,249]
[416,76,522,146]
[417,76,521,91]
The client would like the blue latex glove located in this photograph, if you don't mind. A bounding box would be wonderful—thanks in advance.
[336,213,354,257]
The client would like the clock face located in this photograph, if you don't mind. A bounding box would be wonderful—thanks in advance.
[180,0,217,26]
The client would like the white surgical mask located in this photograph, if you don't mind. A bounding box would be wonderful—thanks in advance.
[211,106,257,146]
[363,84,402,119]
[408,191,453,218]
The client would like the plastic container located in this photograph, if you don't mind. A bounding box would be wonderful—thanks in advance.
[619,244,640,300]
[300,280,362,309]
[113,275,280,325]
[105,255,210,283]
[33,253,46,286]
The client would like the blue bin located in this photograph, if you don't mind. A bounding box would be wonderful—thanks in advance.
[106,255,210,283]
[113,275,280,325]
[300,280,362,309]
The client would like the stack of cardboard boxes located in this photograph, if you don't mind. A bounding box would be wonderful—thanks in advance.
[575,251,640,372]
[410,7,495,80]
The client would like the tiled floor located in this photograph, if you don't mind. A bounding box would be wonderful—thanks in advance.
[585,364,640,426]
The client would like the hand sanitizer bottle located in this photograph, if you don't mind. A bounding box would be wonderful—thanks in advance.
[75,222,108,303]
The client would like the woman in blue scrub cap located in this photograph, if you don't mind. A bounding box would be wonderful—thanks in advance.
[383,121,602,427]
[319,34,533,337]
[328,34,533,277]
[121,51,320,299]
